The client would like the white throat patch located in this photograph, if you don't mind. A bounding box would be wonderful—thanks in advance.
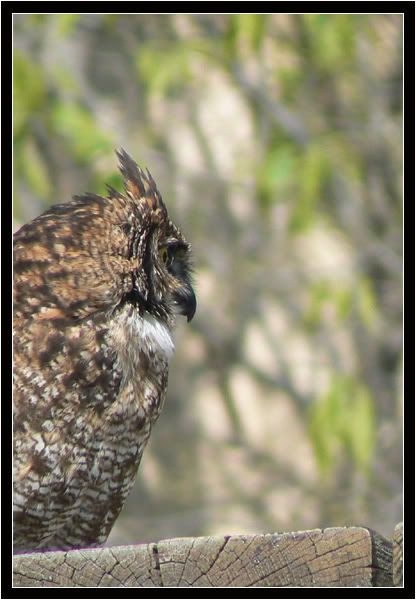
[138,314,175,359]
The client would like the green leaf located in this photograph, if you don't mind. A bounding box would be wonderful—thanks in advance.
[303,14,357,71]
[237,14,267,51]
[224,15,267,59]
[304,280,331,331]
[278,66,303,103]
[309,374,375,476]
[224,15,240,58]
[256,144,297,211]
[357,277,378,331]
[136,45,191,98]
[326,135,364,183]
[104,171,123,193]
[13,51,47,136]
[309,379,341,474]
[49,65,79,95]
[20,141,52,199]
[347,384,375,471]
[305,281,355,330]
[50,102,112,160]
[290,143,329,232]
[334,287,353,322]
[56,14,80,37]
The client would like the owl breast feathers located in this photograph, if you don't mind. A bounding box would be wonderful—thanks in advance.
[13,149,196,552]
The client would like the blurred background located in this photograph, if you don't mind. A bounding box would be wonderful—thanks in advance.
[13,14,403,542]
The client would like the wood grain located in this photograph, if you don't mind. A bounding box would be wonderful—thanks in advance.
[13,524,398,587]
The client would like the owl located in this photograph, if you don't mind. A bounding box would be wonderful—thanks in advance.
[13,149,196,552]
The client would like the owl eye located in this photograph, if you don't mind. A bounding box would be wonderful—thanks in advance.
[159,242,187,272]
[159,247,169,266]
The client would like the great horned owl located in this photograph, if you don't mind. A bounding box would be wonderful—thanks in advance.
[13,149,196,552]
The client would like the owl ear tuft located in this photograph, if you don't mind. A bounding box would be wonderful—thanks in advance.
[116,148,166,217]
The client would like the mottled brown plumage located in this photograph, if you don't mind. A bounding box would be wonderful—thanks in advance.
[13,149,195,552]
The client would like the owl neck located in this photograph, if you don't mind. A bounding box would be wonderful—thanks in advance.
[135,313,175,359]
[108,306,175,375]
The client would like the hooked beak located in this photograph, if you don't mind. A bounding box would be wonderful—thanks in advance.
[174,285,196,322]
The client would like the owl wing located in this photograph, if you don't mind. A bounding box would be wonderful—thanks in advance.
[13,314,125,551]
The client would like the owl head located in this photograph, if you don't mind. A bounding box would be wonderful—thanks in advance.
[13,149,196,328]
[114,148,196,326]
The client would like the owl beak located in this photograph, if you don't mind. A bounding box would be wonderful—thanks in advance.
[185,289,197,322]
[174,286,196,322]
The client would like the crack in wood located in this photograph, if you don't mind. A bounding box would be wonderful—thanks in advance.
[149,543,163,588]
[12,525,400,588]
[188,535,231,586]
